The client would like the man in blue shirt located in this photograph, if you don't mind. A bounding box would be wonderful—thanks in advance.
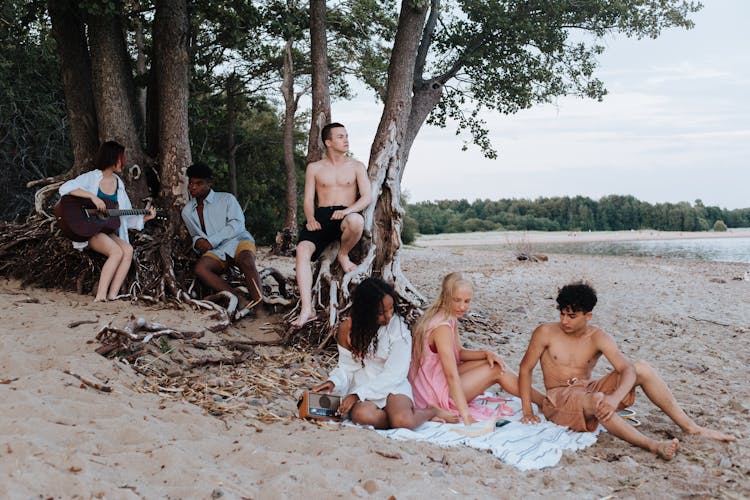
[181,163,262,314]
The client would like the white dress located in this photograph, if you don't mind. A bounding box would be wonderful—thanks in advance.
[327,315,414,408]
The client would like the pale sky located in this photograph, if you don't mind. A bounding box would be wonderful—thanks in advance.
[333,1,750,210]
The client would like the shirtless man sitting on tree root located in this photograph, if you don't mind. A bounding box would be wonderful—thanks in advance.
[292,122,372,327]
[519,282,735,461]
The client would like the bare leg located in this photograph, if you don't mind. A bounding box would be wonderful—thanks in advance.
[195,255,248,309]
[337,213,363,273]
[106,236,133,300]
[88,233,125,302]
[458,359,546,407]
[634,359,735,442]
[349,400,390,429]
[292,241,316,327]
[385,394,459,429]
[586,392,679,460]
[236,250,262,303]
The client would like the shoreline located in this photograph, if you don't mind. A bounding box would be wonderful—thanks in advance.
[415,228,750,247]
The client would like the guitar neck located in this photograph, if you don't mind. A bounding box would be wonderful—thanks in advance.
[84,209,152,217]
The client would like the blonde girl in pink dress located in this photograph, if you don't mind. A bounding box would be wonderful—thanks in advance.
[409,272,545,425]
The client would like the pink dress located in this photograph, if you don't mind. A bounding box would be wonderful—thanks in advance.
[409,314,511,421]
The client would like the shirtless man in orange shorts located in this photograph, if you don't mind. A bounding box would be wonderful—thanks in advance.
[518,282,735,460]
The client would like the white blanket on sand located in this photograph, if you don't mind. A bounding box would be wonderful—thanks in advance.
[372,395,598,471]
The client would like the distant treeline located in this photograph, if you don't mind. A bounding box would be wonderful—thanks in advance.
[405,195,750,236]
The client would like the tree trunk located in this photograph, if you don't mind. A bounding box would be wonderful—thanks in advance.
[403,79,443,172]
[87,8,150,202]
[306,0,331,164]
[153,0,191,296]
[226,74,238,197]
[363,1,429,305]
[281,38,298,234]
[133,12,148,144]
[47,0,99,175]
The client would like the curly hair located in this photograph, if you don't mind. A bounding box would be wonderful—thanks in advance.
[556,282,597,313]
[349,277,398,362]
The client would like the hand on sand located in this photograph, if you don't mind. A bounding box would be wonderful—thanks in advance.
[687,426,736,442]
[429,406,460,424]
[337,253,357,273]
[520,411,541,424]
[655,438,680,460]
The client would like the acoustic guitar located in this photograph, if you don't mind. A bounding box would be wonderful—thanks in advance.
[54,194,157,242]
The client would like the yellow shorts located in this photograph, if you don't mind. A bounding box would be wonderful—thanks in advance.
[205,240,256,270]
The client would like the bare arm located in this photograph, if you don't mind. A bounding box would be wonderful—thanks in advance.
[519,325,548,423]
[68,188,106,211]
[433,325,474,424]
[594,330,636,422]
[303,163,320,230]
[458,347,505,372]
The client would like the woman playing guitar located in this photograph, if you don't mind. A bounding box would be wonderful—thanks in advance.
[58,141,155,302]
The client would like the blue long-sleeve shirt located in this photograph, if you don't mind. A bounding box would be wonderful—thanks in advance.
[181,190,254,259]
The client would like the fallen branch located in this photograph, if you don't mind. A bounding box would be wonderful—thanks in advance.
[68,319,99,328]
[187,350,255,367]
[688,316,731,327]
[62,369,112,393]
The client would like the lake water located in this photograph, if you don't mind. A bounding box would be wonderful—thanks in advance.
[418,229,750,264]
[530,237,750,264]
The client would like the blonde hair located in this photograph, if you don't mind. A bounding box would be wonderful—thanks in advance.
[410,272,473,376]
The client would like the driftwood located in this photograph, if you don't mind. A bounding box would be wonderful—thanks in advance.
[68,319,99,328]
[62,369,112,393]
[92,316,339,424]
[187,350,256,367]
[688,315,731,327]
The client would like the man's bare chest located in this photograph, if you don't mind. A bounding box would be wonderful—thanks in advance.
[316,167,356,188]
[545,337,601,369]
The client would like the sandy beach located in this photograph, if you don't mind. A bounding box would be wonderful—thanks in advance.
[1,240,748,498]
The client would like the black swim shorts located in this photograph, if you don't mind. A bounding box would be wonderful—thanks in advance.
[299,205,347,260]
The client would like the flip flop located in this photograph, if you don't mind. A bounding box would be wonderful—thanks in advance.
[622,416,641,427]
[617,409,641,426]
[235,296,262,320]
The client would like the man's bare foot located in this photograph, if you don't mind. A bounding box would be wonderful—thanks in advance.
[687,426,736,442]
[654,438,679,460]
[337,253,357,273]
[292,309,316,328]
[93,297,107,303]
[429,406,460,424]
[237,297,250,310]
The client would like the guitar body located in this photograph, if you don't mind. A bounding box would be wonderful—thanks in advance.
[55,195,121,242]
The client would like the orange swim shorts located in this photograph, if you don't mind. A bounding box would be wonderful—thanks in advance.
[542,370,636,432]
